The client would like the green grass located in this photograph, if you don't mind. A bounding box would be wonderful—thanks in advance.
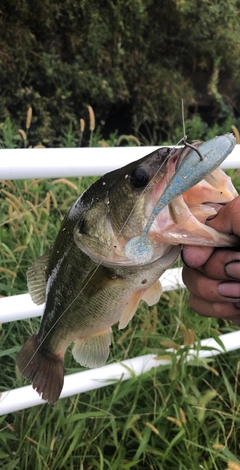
[1,172,240,469]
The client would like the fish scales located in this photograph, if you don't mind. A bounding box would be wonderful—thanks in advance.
[16,139,238,403]
[34,244,179,353]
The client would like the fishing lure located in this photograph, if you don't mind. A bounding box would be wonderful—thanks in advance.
[124,134,236,264]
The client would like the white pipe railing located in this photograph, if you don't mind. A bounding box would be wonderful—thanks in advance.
[1,145,240,415]
[1,330,240,415]
[0,268,184,324]
[1,144,240,180]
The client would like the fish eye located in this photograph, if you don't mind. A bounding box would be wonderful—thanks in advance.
[129,167,149,189]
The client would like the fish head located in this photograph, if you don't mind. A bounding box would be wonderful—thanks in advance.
[74,146,181,264]
[74,143,238,266]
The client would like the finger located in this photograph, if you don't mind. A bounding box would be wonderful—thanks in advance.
[195,249,240,281]
[182,245,214,268]
[188,293,240,325]
[182,266,240,301]
[183,267,234,302]
[182,197,240,269]
[182,246,240,279]
[206,196,240,237]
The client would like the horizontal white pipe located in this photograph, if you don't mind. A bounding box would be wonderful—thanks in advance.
[1,145,240,180]
[0,355,165,415]
[0,146,158,180]
[1,330,239,415]
[0,268,184,323]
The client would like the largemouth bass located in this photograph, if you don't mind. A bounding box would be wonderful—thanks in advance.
[16,139,238,403]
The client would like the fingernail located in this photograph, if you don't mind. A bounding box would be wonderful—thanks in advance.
[218,281,240,298]
[225,260,240,279]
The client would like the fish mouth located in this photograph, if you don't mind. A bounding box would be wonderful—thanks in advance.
[142,143,202,228]
[75,141,238,268]
[144,145,196,213]
[74,146,188,268]
[147,143,238,254]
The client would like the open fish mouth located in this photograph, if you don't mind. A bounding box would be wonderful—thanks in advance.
[74,134,238,267]
[124,134,239,264]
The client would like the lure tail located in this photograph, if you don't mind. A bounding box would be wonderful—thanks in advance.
[16,334,64,404]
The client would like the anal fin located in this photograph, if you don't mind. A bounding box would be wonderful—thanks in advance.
[72,327,112,368]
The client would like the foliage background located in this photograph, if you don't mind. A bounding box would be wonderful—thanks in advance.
[1,0,240,145]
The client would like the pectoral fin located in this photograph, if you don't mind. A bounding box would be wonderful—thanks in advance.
[72,327,112,368]
[141,280,162,306]
[119,281,162,330]
[27,254,49,305]
[119,291,143,330]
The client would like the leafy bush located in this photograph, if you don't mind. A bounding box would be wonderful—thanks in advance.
[1,1,240,145]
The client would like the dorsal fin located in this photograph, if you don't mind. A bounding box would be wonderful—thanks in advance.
[72,327,112,368]
[27,254,49,305]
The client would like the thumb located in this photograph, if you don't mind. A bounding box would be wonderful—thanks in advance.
[206,196,240,237]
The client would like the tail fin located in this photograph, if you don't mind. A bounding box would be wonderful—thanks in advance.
[16,334,64,404]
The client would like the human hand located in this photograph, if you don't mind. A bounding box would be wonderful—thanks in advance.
[182,196,240,325]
